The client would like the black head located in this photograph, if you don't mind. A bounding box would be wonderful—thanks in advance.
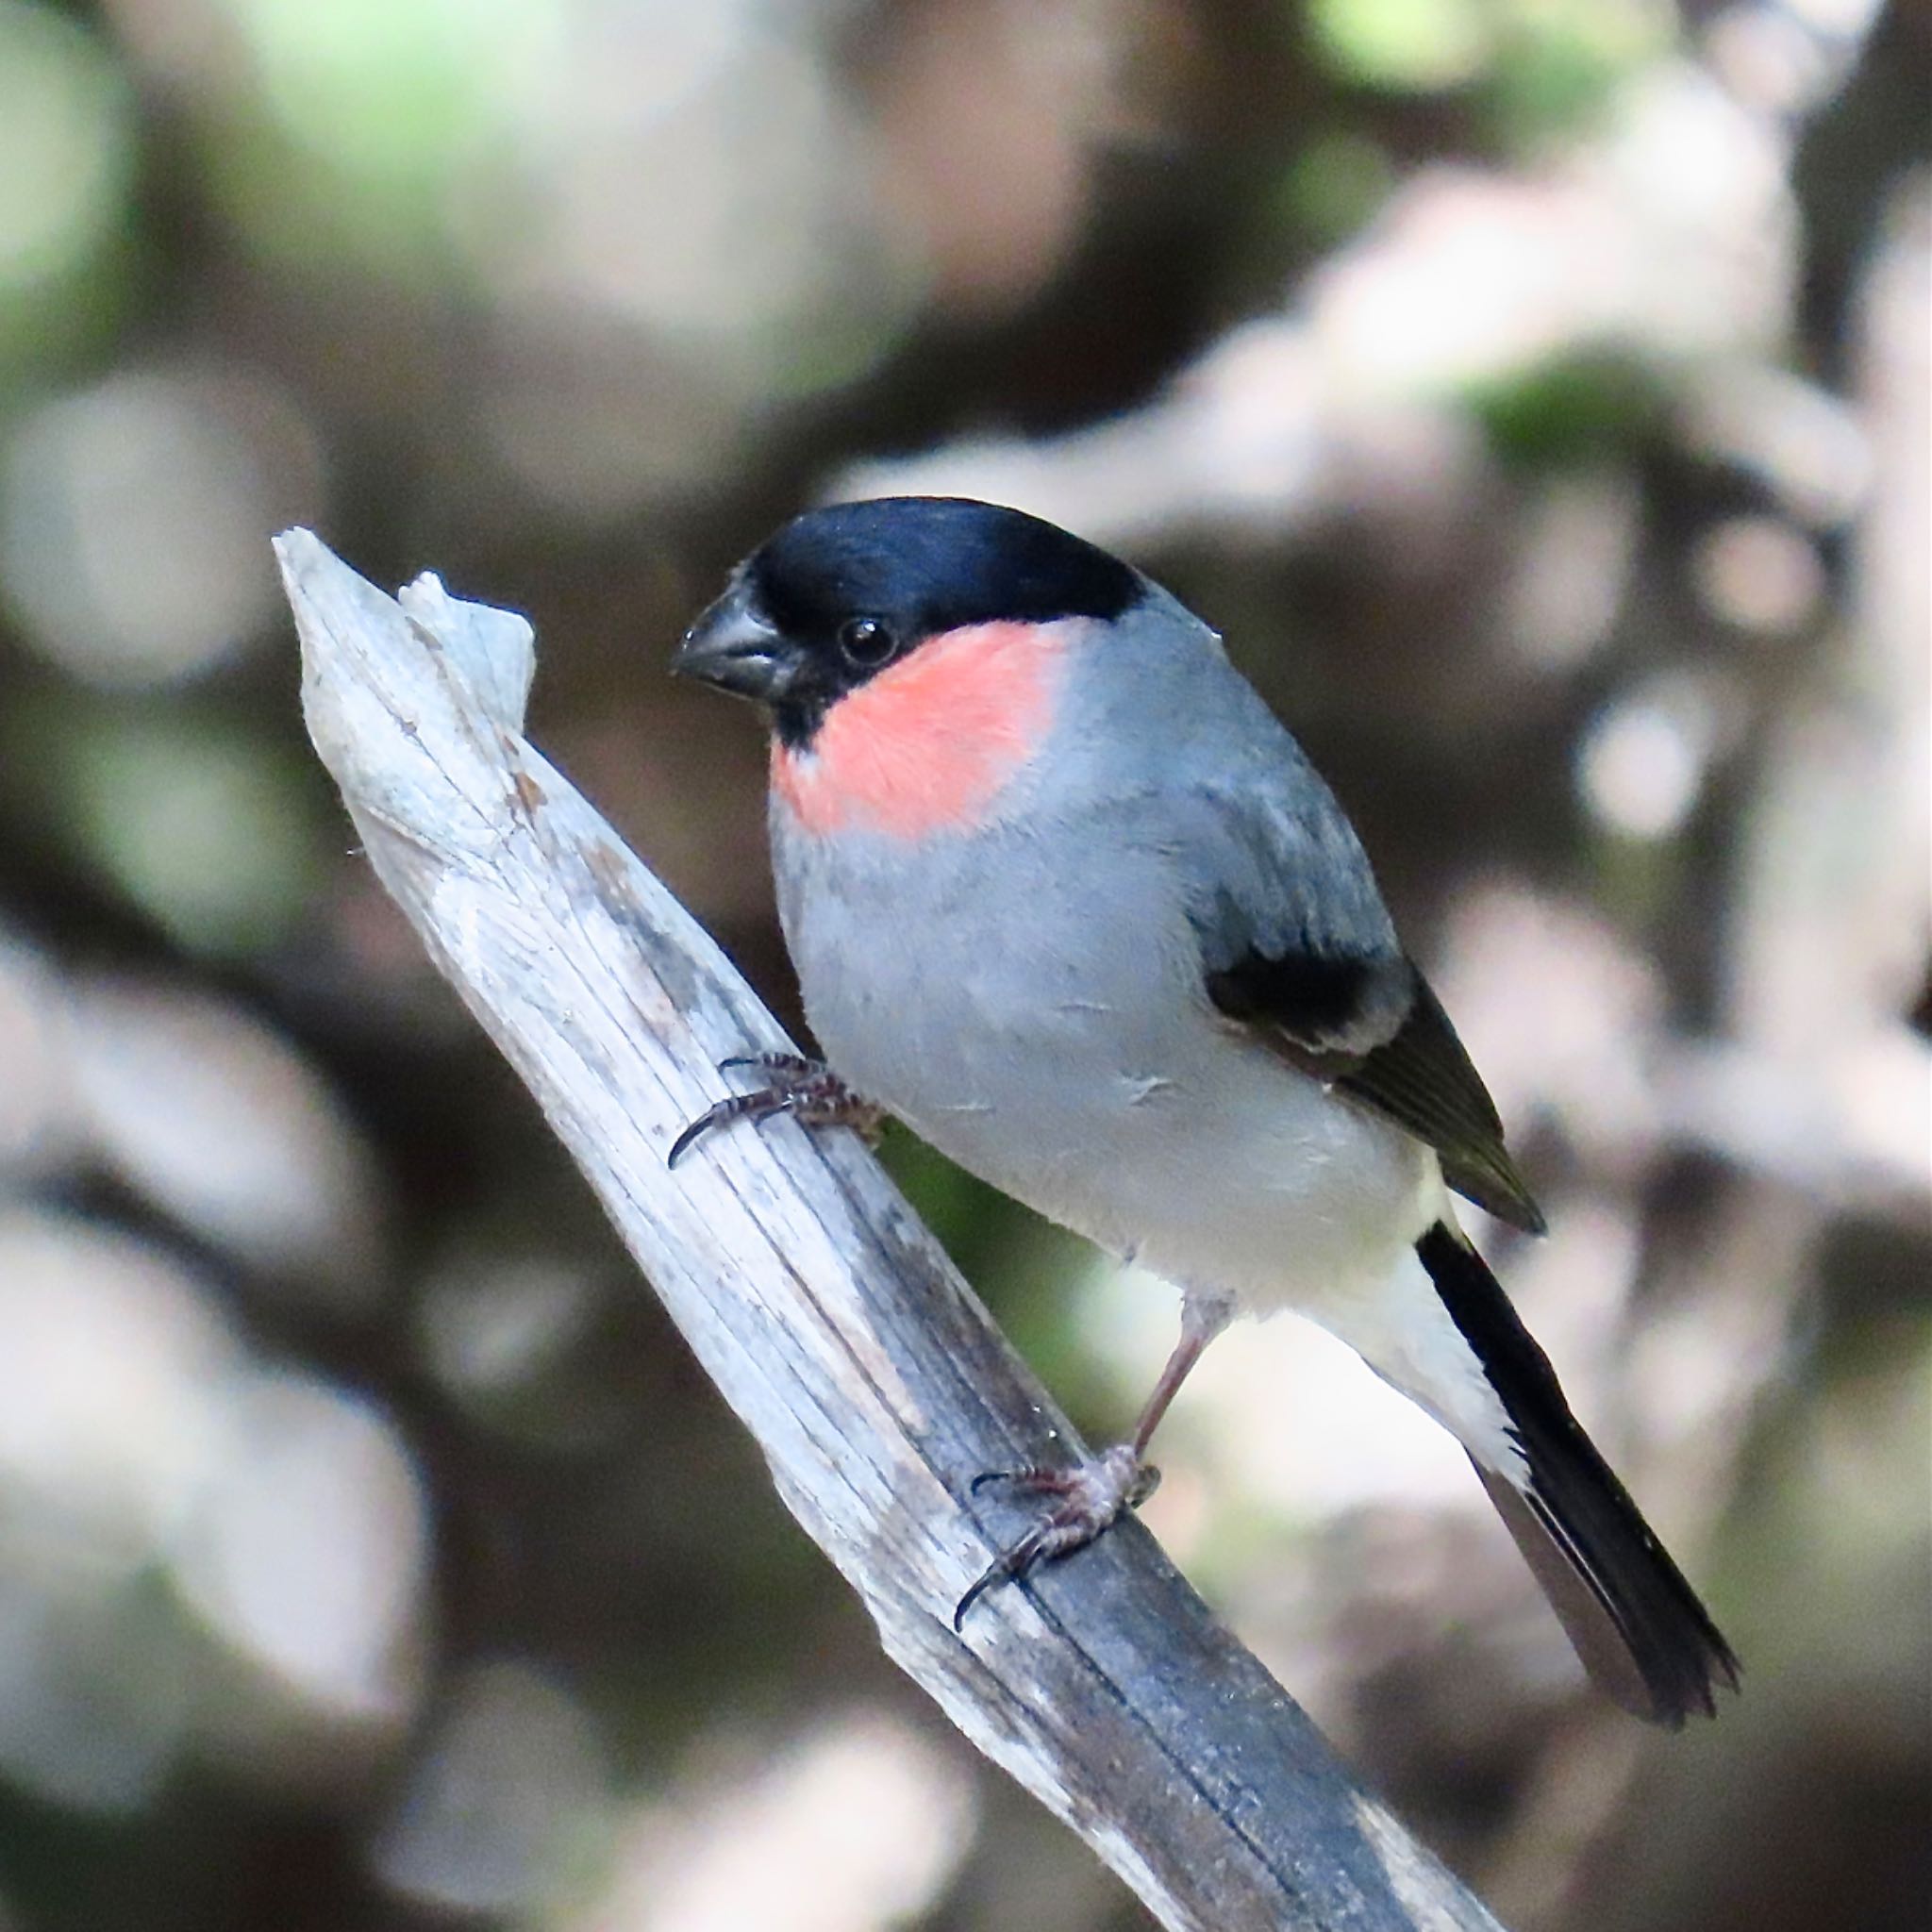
[673,497,1144,745]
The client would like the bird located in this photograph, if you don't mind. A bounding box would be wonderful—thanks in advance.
[669,493,1740,1725]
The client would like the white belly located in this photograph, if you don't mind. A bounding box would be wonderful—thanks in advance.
[774,810,1517,1469]
[898,1021,1433,1309]
[863,1012,1514,1469]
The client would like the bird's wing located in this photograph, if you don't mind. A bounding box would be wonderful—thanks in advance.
[1325,975,1544,1234]
[1173,767,1546,1236]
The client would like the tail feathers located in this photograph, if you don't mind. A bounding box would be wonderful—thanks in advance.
[1416,1224,1740,1726]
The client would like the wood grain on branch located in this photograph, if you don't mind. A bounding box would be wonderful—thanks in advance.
[275,528,1506,1932]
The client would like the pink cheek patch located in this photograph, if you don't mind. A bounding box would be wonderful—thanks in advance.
[774,620,1069,839]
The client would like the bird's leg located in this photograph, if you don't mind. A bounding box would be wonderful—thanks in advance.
[956,1291,1234,1628]
[668,1053,883,1167]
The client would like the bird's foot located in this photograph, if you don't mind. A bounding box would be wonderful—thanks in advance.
[668,1053,883,1167]
[954,1444,1160,1630]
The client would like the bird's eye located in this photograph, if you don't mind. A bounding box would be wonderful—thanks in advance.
[837,616,898,668]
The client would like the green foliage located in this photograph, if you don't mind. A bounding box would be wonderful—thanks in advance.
[5,692,327,954]
[1464,348,1668,466]
[0,2,137,375]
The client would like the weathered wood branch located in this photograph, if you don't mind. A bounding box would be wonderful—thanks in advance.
[275,528,1505,1932]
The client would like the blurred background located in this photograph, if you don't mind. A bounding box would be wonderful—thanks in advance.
[0,0,1926,1927]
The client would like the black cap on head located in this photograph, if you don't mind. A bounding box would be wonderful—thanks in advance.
[752,497,1141,638]
[675,497,1144,745]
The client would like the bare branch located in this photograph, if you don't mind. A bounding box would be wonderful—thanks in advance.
[275,528,1506,1932]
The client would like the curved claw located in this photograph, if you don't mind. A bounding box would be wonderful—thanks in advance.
[667,1099,741,1169]
[954,1526,1051,1632]
[953,1444,1158,1631]
[673,1056,807,1165]
[719,1052,817,1075]
[669,1056,874,1170]
[969,1469,1017,1496]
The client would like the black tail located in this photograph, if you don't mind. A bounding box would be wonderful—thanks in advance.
[1416,1223,1740,1725]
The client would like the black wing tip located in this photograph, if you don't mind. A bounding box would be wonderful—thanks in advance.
[1324,968,1550,1236]
[1462,1166,1549,1238]
[1445,1102,1546,1236]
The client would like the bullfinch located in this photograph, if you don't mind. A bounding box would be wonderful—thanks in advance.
[671,494,1738,1725]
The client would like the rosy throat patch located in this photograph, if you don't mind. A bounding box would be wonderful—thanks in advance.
[773,620,1069,839]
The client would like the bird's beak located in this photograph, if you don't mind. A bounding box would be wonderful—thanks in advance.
[672,585,790,703]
